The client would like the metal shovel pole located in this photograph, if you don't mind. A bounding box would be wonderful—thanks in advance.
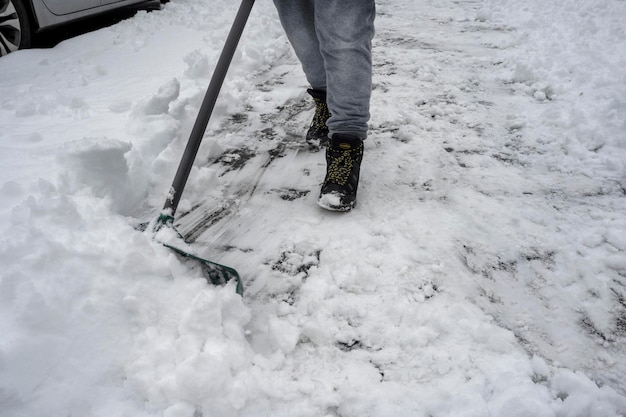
[162,0,255,217]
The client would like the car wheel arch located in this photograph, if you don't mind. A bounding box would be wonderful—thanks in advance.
[1,0,36,55]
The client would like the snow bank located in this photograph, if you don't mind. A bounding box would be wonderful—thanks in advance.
[0,1,283,415]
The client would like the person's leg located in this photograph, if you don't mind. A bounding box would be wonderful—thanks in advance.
[314,0,376,139]
[272,0,327,90]
[274,0,375,211]
[314,0,375,210]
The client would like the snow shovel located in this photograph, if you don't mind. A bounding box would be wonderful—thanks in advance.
[151,0,255,295]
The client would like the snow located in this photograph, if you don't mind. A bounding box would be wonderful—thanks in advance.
[1,0,625,416]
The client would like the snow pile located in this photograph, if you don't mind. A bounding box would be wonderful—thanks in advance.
[1,0,625,416]
[0,1,283,415]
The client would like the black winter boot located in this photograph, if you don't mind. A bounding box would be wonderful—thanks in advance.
[318,134,364,212]
[306,89,331,151]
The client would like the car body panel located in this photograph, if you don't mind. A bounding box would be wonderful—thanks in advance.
[39,0,100,16]
[1,0,157,56]
[27,0,153,30]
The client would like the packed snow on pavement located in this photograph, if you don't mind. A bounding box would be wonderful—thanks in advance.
[1,0,625,416]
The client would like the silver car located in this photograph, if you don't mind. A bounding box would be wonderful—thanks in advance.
[0,0,161,56]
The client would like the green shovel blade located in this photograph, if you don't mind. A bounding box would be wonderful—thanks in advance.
[154,214,243,295]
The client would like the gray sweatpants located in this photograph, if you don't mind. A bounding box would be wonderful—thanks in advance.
[273,0,376,139]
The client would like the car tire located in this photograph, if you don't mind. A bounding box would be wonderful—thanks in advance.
[0,0,31,56]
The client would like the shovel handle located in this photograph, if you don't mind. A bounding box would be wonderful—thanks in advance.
[163,0,256,215]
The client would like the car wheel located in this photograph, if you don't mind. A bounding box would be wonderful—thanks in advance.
[0,0,31,56]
